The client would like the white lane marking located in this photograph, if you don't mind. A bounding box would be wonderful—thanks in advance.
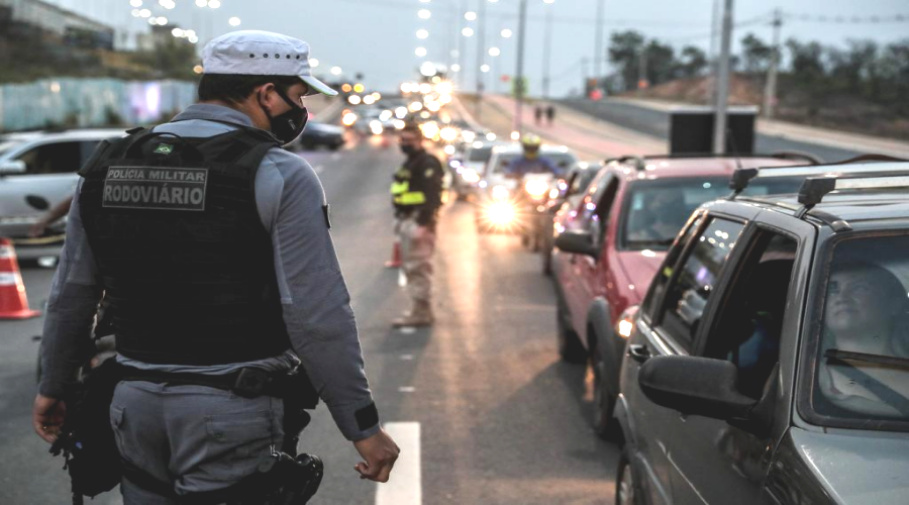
[398,386,416,393]
[398,327,416,335]
[313,165,324,173]
[376,422,421,505]
[331,152,342,161]
[400,354,414,360]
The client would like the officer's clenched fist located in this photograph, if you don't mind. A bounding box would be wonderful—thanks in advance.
[353,427,400,483]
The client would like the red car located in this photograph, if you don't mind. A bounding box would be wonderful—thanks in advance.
[551,153,817,438]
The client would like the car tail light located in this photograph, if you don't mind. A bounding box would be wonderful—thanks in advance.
[615,305,640,339]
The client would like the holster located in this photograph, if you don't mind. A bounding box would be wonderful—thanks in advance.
[50,358,125,502]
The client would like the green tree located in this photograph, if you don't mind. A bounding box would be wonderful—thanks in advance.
[677,45,707,79]
[608,30,646,91]
[741,33,772,74]
[643,40,676,85]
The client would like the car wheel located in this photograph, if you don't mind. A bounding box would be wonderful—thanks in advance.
[591,351,619,440]
[556,304,587,364]
[616,447,641,505]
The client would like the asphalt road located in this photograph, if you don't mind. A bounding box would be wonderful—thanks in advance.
[559,98,866,162]
[0,133,616,504]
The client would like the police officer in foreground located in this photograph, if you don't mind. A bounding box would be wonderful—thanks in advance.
[32,30,399,502]
[390,123,444,327]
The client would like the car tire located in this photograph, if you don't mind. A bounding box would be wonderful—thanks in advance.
[556,304,587,364]
[591,351,620,440]
[615,447,642,505]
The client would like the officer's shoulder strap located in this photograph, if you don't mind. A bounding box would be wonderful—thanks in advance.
[188,124,281,172]
[77,127,149,177]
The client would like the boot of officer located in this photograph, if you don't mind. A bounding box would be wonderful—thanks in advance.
[390,123,444,328]
[32,30,399,504]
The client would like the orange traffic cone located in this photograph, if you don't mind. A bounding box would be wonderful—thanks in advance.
[0,238,41,319]
[384,240,402,268]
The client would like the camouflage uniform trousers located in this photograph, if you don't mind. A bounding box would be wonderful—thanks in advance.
[396,215,436,304]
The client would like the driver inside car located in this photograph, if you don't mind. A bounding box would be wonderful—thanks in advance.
[818,261,909,418]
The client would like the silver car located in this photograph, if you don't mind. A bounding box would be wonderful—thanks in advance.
[0,129,124,259]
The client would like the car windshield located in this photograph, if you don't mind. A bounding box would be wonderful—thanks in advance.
[0,140,23,157]
[810,234,909,428]
[620,175,811,251]
[468,146,494,162]
[491,152,577,175]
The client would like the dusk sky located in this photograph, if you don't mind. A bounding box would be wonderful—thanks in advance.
[50,0,909,96]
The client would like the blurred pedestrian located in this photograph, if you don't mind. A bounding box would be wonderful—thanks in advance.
[390,123,444,327]
[33,30,398,503]
[28,195,72,237]
[534,105,543,126]
[546,104,556,126]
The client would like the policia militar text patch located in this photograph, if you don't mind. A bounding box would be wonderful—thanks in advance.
[102,166,209,211]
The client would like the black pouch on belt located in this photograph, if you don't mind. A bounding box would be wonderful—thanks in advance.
[50,358,124,503]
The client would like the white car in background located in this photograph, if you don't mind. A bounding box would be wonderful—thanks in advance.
[449,140,509,201]
[0,129,124,260]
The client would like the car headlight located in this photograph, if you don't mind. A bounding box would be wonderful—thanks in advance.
[462,169,480,184]
[491,185,510,201]
[524,179,550,200]
[484,201,518,227]
[369,120,383,135]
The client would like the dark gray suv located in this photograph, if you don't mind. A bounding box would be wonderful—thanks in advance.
[614,163,909,505]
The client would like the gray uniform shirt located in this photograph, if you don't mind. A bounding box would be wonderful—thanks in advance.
[39,104,378,441]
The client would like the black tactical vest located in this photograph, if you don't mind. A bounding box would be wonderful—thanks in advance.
[78,126,292,365]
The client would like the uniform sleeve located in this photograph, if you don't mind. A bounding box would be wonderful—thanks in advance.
[258,150,379,441]
[416,154,444,226]
[39,182,103,398]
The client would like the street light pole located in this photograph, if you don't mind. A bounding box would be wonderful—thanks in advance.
[542,4,553,99]
[476,0,487,120]
[763,8,782,118]
[712,0,734,154]
[514,0,528,135]
[593,0,605,87]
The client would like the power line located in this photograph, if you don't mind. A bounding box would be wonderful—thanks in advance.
[782,12,909,24]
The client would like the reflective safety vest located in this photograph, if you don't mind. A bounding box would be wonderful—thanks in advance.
[390,179,426,206]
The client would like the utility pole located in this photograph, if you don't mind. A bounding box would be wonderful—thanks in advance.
[514,0,528,135]
[542,5,553,99]
[476,0,487,119]
[457,0,467,89]
[712,0,734,154]
[637,46,648,89]
[593,0,605,91]
[706,0,721,104]
[762,9,782,118]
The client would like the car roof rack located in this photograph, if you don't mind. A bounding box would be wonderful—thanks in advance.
[797,171,909,211]
[728,160,909,197]
[607,151,824,174]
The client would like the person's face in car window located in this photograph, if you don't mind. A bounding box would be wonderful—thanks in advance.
[825,266,902,341]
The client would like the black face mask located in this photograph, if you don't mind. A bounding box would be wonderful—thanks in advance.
[261,88,308,145]
[401,144,424,157]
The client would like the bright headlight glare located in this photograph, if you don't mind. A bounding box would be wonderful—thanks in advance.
[462,169,480,184]
[524,179,549,198]
[491,185,510,201]
[486,201,516,226]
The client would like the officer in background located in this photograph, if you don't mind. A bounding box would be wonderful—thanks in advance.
[390,123,444,327]
[32,30,398,503]
[506,134,562,177]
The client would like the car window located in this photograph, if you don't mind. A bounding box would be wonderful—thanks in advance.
[569,168,597,196]
[657,217,746,350]
[620,177,732,251]
[468,146,493,162]
[80,140,104,167]
[812,234,909,425]
[641,212,704,319]
[15,141,84,175]
[702,232,798,399]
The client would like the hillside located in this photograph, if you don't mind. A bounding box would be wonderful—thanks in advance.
[621,74,909,141]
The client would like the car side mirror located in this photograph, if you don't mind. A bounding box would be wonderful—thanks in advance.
[555,231,599,259]
[0,160,26,175]
[638,355,757,421]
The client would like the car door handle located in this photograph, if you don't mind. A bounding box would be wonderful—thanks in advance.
[628,344,651,363]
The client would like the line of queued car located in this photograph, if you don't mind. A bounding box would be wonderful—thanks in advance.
[541,152,909,504]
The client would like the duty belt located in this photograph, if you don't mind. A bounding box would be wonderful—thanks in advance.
[120,366,288,399]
